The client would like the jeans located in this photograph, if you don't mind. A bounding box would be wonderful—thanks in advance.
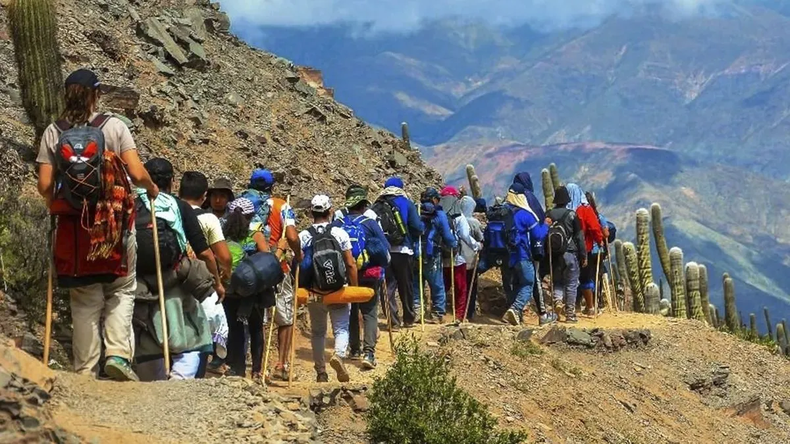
[308,302,350,373]
[412,255,447,316]
[224,298,264,376]
[350,279,380,355]
[443,264,467,321]
[509,260,536,315]
[478,254,513,298]
[552,253,580,317]
[386,253,416,325]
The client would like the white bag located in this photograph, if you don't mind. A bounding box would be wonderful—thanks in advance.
[200,292,229,358]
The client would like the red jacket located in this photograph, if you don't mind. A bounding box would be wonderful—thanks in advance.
[577,205,603,253]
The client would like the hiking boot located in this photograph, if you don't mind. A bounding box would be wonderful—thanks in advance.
[583,308,597,317]
[316,372,329,383]
[104,357,139,382]
[503,309,520,326]
[564,314,579,324]
[329,354,350,383]
[402,321,415,329]
[206,359,224,375]
[539,312,558,326]
[349,349,363,361]
[361,353,377,370]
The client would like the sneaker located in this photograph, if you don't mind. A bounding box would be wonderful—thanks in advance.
[361,353,377,370]
[503,309,520,326]
[316,372,329,383]
[104,357,139,382]
[564,314,579,324]
[329,354,350,383]
[539,312,558,326]
[349,349,363,360]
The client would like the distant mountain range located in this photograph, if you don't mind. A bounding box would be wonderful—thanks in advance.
[231,1,790,329]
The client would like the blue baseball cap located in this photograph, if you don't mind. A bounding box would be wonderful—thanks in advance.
[249,169,274,189]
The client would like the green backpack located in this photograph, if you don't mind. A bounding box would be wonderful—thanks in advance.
[227,240,247,272]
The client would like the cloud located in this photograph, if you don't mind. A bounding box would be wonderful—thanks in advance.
[220,0,730,33]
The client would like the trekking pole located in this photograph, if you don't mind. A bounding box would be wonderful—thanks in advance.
[382,280,395,356]
[263,305,277,384]
[151,201,171,376]
[42,215,56,365]
[288,265,300,387]
[463,253,480,323]
[593,249,602,320]
[450,248,456,324]
[547,235,554,311]
[605,241,618,312]
[418,206,425,332]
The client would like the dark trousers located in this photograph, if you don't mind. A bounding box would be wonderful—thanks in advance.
[532,260,546,315]
[350,279,381,355]
[386,253,415,325]
[223,298,264,376]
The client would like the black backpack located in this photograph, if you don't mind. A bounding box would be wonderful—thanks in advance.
[547,210,572,257]
[53,114,112,210]
[442,213,460,260]
[135,197,182,275]
[372,196,406,246]
[308,226,347,292]
[607,220,617,244]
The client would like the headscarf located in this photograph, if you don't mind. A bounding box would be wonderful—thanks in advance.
[565,183,588,211]
[512,172,535,192]
[505,182,538,219]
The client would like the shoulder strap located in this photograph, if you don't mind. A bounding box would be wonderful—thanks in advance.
[352,214,369,224]
[54,120,71,133]
[89,113,112,129]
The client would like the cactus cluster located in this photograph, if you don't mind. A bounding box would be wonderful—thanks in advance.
[465,164,483,200]
[549,163,561,189]
[659,298,671,317]
[8,0,65,142]
[669,247,687,318]
[749,314,757,336]
[623,242,644,312]
[709,304,718,327]
[651,204,672,282]
[541,168,554,209]
[685,262,706,322]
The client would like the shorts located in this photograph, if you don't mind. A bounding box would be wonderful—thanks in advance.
[273,272,294,327]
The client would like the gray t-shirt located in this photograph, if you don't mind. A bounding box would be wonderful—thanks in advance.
[36,113,136,164]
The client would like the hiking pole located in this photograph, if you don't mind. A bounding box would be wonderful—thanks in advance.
[418,205,425,331]
[593,249,602,320]
[605,241,618,312]
[450,248,456,324]
[43,215,56,365]
[548,234,555,313]
[288,265,300,387]
[263,305,277,385]
[463,253,480,323]
[383,279,395,356]
[151,201,171,376]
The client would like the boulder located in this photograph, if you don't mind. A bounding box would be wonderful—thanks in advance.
[139,18,189,65]
[565,328,595,348]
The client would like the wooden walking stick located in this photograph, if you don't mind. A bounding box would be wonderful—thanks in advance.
[462,253,480,323]
[450,248,456,324]
[262,305,277,384]
[42,215,56,365]
[418,206,425,331]
[288,265,300,387]
[383,279,395,356]
[593,249,602,319]
[605,240,618,312]
[151,201,171,376]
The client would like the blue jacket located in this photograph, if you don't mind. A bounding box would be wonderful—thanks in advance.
[507,204,548,267]
[419,205,457,258]
[383,178,424,251]
[359,215,391,267]
[513,172,546,222]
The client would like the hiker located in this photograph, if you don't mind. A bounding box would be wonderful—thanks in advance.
[414,187,457,323]
[478,201,515,303]
[133,158,219,381]
[376,177,424,329]
[36,69,158,381]
[222,197,270,381]
[237,169,301,381]
[299,195,359,382]
[337,185,390,369]
[459,195,484,320]
[565,183,604,316]
[545,186,586,323]
[439,186,480,322]
[512,172,549,319]
[586,191,611,310]
[502,182,554,326]
[204,177,234,223]
[178,171,232,376]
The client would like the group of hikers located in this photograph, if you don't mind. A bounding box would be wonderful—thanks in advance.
[36,69,616,384]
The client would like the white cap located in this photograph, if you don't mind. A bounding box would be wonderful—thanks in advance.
[311,194,332,212]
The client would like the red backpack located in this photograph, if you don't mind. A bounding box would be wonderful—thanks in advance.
[49,115,135,288]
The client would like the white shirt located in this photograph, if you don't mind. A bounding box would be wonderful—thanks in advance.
[298,222,352,252]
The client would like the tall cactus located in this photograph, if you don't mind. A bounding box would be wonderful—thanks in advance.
[699,265,712,325]
[401,121,411,148]
[540,168,554,209]
[465,164,482,200]
[549,163,561,189]
[783,319,789,345]
[669,247,686,318]
[651,203,672,282]
[685,262,706,322]
[8,0,65,141]
[623,242,644,312]
[709,304,718,328]
[764,307,773,340]
[749,314,757,336]
[635,209,653,293]
[777,323,787,356]
[645,283,660,314]
[614,240,628,289]
[723,276,738,332]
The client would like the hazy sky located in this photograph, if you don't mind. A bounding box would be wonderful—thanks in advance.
[221,0,729,32]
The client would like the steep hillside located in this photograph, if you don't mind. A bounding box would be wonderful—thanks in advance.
[0,0,440,208]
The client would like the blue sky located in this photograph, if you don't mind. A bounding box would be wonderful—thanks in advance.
[221,0,728,32]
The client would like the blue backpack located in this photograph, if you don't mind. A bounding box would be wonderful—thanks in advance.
[239,189,271,228]
[340,214,370,270]
[484,204,514,256]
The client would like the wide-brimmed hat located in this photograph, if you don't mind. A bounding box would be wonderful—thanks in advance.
[345,185,369,208]
[207,177,235,200]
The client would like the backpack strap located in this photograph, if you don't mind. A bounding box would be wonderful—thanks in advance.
[89,113,113,129]
[54,120,71,133]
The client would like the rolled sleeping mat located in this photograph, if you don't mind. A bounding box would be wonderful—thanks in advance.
[296,286,375,305]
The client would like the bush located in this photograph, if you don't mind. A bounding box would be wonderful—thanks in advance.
[367,336,528,444]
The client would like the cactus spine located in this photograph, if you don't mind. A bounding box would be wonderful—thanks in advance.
[623,242,644,312]
[651,203,672,282]
[723,276,738,332]
[635,209,653,294]
[777,323,787,356]
[698,265,712,325]
[465,164,483,200]
[541,168,554,209]
[749,314,757,336]
[645,283,660,314]
[8,0,65,141]
[549,163,561,189]
[685,262,705,322]
[669,247,686,318]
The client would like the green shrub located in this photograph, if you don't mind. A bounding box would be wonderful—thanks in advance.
[510,341,543,358]
[367,336,527,444]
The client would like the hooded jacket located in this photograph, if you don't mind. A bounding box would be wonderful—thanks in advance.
[459,196,484,264]
[512,172,546,222]
[380,177,424,254]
